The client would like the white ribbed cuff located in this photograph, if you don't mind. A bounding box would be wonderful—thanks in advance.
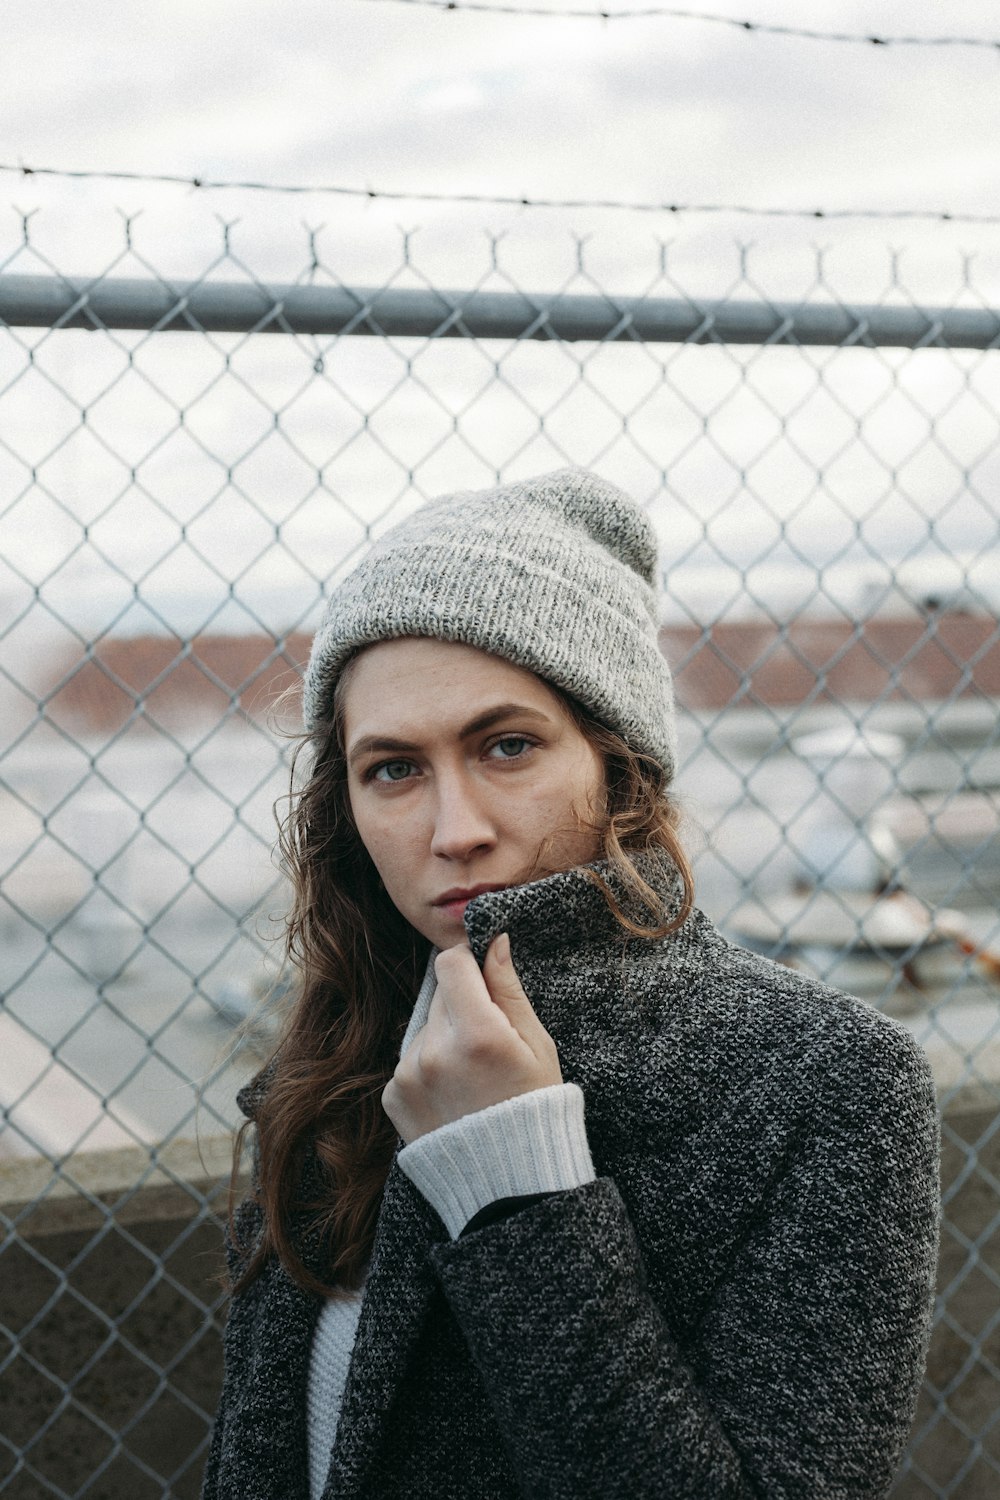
[396,1082,595,1239]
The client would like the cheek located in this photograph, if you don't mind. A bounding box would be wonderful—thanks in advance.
[522,746,604,837]
[346,785,371,857]
[583,746,606,814]
[348,789,427,905]
[347,789,395,877]
[566,745,606,855]
[567,740,605,818]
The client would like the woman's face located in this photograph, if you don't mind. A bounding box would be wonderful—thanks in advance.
[341,637,606,949]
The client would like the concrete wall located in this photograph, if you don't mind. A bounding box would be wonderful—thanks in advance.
[0,1138,234,1500]
[905,1095,1000,1500]
[2,1095,997,1499]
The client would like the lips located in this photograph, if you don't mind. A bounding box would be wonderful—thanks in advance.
[432,882,509,920]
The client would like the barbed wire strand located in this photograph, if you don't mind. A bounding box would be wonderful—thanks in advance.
[3,161,999,224]
[1,164,1000,225]
[360,0,1000,51]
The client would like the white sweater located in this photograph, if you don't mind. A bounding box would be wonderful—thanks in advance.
[305,952,596,1499]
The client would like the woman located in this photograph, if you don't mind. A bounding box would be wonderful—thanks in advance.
[203,468,940,1500]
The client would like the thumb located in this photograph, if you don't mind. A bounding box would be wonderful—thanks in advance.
[483,932,540,1035]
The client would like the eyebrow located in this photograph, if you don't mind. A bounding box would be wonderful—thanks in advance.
[347,702,554,767]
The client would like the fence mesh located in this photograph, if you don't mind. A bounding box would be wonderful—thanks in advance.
[2,209,1000,1497]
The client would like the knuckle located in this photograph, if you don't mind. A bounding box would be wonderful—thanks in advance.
[417,1041,447,1082]
[462,1027,499,1065]
[385,1059,417,1103]
[381,1072,397,1098]
[388,1057,411,1090]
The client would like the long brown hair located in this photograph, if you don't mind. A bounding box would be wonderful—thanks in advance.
[229,661,694,1297]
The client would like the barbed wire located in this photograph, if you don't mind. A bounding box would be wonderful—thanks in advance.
[3,161,999,224]
[361,0,1000,51]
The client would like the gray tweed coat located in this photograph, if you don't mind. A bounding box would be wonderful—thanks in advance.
[202,857,941,1500]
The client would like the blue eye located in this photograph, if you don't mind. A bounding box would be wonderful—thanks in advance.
[491,736,531,759]
[373,759,414,782]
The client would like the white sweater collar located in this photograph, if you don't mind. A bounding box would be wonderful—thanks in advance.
[399,947,439,1058]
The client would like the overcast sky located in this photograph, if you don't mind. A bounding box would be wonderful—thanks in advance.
[5,1,1000,266]
[3,0,1000,644]
[3,5,998,205]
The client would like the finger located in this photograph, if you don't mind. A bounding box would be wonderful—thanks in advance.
[482,932,542,1036]
[432,944,493,1030]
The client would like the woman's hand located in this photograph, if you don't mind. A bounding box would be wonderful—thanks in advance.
[382,932,563,1144]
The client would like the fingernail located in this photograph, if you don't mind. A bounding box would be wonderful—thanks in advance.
[496,932,510,964]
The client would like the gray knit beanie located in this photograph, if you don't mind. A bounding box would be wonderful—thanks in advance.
[303,467,677,779]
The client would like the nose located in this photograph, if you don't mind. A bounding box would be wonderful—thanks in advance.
[429,771,497,862]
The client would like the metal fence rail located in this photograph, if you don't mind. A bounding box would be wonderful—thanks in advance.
[2,221,1000,1497]
[4,271,1000,347]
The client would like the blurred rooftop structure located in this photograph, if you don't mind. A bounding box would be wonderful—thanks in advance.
[41,608,1000,736]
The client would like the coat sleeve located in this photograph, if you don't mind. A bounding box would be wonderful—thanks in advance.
[428,1025,941,1500]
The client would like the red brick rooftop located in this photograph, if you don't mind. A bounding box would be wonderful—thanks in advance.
[47,614,1000,733]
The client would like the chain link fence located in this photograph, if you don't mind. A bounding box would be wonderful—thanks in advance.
[2,210,1000,1497]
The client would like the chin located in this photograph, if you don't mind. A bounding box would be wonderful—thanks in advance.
[435,930,471,951]
[406,913,464,950]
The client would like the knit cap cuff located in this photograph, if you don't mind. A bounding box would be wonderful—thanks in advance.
[396,1082,595,1239]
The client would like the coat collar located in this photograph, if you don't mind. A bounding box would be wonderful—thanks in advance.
[462,847,690,978]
